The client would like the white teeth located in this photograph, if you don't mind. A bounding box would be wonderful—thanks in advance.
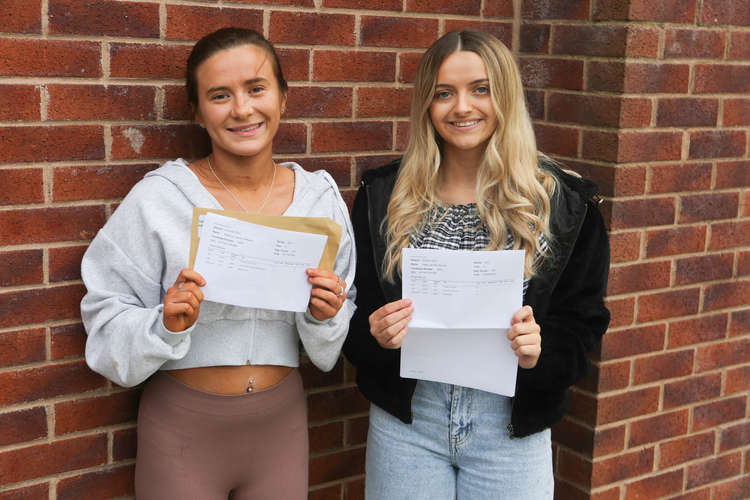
[234,123,261,132]
[454,120,478,127]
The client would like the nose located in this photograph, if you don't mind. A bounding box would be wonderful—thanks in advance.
[454,90,472,114]
[231,93,253,118]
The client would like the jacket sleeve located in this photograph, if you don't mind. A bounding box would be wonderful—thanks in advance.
[517,200,610,391]
[343,184,400,372]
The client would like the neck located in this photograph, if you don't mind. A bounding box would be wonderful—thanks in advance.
[209,149,276,189]
[436,146,483,204]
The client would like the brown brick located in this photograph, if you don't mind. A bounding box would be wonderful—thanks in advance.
[720,421,750,452]
[609,198,675,230]
[624,0,698,23]
[355,155,401,183]
[557,448,593,488]
[443,20,513,46]
[2,0,41,33]
[626,26,661,57]
[163,85,190,120]
[48,84,156,121]
[398,52,423,83]
[659,432,715,468]
[228,0,313,5]
[664,29,726,58]
[553,25,628,56]
[609,231,640,263]
[704,280,750,311]
[312,122,391,153]
[687,452,742,489]
[309,421,343,453]
[591,448,655,487]
[113,427,137,461]
[323,0,399,9]
[0,360,106,405]
[314,51,396,82]
[730,309,750,336]
[53,163,156,202]
[607,261,671,295]
[277,48,309,82]
[650,162,712,194]
[343,478,364,500]
[0,126,105,163]
[525,89,544,119]
[715,475,750,500]
[0,484,48,500]
[309,485,341,500]
[625,63,690,93]
[697,337,750,372]
[598,387,660,425]
[0,206,105,246]
[638,288,700,322]
[48,245,86,283]
[166,5,262,41]
[549,93,620,128]
[701,0,750,26]
[357,87,412,118]
[57,465,135,500]
[681,192,739,223]
[689,130,747,159]
[675,253,734,286]
[624,470,683,500]
[520,57,584,90]
[629,409,688,448]
[710,220,750,250]
[0,85,40,121]
[271,11,355,46]
[598,360,631,392]
[606,297,635,327]
[740,251,750,276]
[727,365,750,394]
[669,314,727,348]
[534,123,579,157]
[483,0,513,16]
[360,16,439,48]
[522,0,589,20]
[723,99,750,126]
[309,448,365,486]
[633,350,694,385]
[0,39,100,77]
[111,124,210,160]
[729,31,750,59]
[656,98,718,127]
[286,86,352,119]
[308,387,369,421]
[407,0,481,15]
[0,407,47,446]
[552,418,594,455]
[110,43,191,79]
[584,131,683,163]
[0,250,43,287]
[593,425,626,457]
[0,328,46,367]
[693,396,746,432]
[274,123,307,155]
[55,391,139,435]
[520,24,550,53]
[646,226,706,258]
[289,157,351,188]
[51,323,86,360]
[587,61,625,92]
[49,0,158,37]
[346,415,369,446]
[663,373,722,409]
[695,65,750,93]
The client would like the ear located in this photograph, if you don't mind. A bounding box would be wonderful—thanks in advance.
[280,91,288,115]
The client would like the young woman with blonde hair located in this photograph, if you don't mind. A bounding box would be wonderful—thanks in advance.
[343,30,609,498]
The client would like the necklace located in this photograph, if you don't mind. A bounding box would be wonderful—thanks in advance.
[206,155,276,214]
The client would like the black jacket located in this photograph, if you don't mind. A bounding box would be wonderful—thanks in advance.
[343,158,610,438]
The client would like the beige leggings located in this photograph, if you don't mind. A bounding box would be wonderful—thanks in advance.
[135,369,308,500]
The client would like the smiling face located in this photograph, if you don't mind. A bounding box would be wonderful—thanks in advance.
[429,50,499,161]
[193,44,286,162]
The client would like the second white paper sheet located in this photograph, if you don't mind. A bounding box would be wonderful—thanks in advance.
[400,247,524,396]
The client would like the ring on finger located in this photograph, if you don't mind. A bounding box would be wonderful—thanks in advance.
[337,284,344,297]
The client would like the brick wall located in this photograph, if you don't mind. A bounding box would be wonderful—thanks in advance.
[0,1,747,499]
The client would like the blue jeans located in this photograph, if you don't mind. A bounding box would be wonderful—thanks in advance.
[365,380,553,500]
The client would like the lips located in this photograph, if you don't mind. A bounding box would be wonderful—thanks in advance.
[451,120,480,128]
[228,122,263,134]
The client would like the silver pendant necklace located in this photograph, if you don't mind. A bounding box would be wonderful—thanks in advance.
[206,155,277,214]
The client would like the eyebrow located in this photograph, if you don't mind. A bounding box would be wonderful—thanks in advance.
[205,77,270,95]
[435,78,489,88]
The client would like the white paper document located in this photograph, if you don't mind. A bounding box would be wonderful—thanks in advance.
[400,248,524,396]
[194,212,327,312]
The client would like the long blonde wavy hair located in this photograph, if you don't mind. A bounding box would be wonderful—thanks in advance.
[383,30,557,282]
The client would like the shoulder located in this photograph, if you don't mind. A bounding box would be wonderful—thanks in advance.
[360,158,401,186]
[538,156,599,202]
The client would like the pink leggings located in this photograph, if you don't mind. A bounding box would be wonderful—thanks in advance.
[135,369,308,500]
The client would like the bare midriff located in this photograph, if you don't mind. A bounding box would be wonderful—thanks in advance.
[166,365,293,394]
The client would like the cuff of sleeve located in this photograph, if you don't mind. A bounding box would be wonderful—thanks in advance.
[157,318,196,345]
[303,308,332,325]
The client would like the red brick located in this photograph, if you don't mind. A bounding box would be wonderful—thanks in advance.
[522,0,589,20]
[606,297,635,327]
[299,355,343,390]
[323,0,399,9]
[727,365,750,394]
[274,122,307,155]
[659,432,715,468]
[729,31,750,59]
[308,387,369,421]
[357,87,412,118]
[0,206,105,246]
[57,465,135,500]
[626,26,661,57]
[344,478,364,500]
[593,131,684,162]
[294,157,352,188]
[166,5,262,41]
[552,418,595,455]
[47,84,156,121]
[697,337,750,372]
[309,485,341,500]
[163,85,190,120]
[0,39,100,77]
[361,16,439,48]
[601,164,647,196]
[715,475,750,500]
[0,285,87,332]
[663,373,722,409]
[549,93,621,128]
[701,0,750,26]
[646,226,707,257]
[609,232,640,263]
[693,396,747,432]
[557,448,593,488]
[483,0,513,16]
[314,51,396,82]
[0,85,40,121]
[553,25,628,57]
[639,288,701,322]
[593,425,626,457]
[669,314,728,348]
[0,434,107,484]
[521,24,551,53]
[681,192,739,223]
[355,155,401,183]
[608,261,671,295]
[650,162,712,194]
[443,20,513,47]
[55,391,140,435]
[110,43,191,79]
[312,122,391,153]
[346,415,369,446]
[730,309,750,336]
[625,63,691,93]
[309,448,365,485]
[675,253,734,286]
[398,52,423,84]
[0,328,46,367]
[664,29,726,58]
[286,86,352,118]
[598,360,631,392]
[711,220,750,252]
[1,0,41,33]
[609,198,676,230]
[617,0,698,23]
[113,427,137,461]
[720,421,750,452]
[0,126,105,163]
[0,407,47,446]
[687,452,742,489]
[695,65,750,93]
[629,409,689,447]
[690,130,746,159]
[624,470,684,500]
[740,251,750,276]
[48,245,86,283]
[592,448,654,487]
[587,61,625,92]
[0,484,48,500]
[53,163,156,202]
[407,0,480,15]
[228,0,313,5]
[527,90,545,119]
[277,48,310,82]
[0,360,105,405]
[656,98,718,127]
[520,57,584,90]
[723,99,750,126]
[271,11,355,46]
[633,350,694,385]
[51,323,86,360]
[704,280,750,311]
[309,421,343,453]
[598,387,660,425]
[111,124,210,160]
[534,123,579,157]
[0,250,42,286]
[49,0,158,37]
